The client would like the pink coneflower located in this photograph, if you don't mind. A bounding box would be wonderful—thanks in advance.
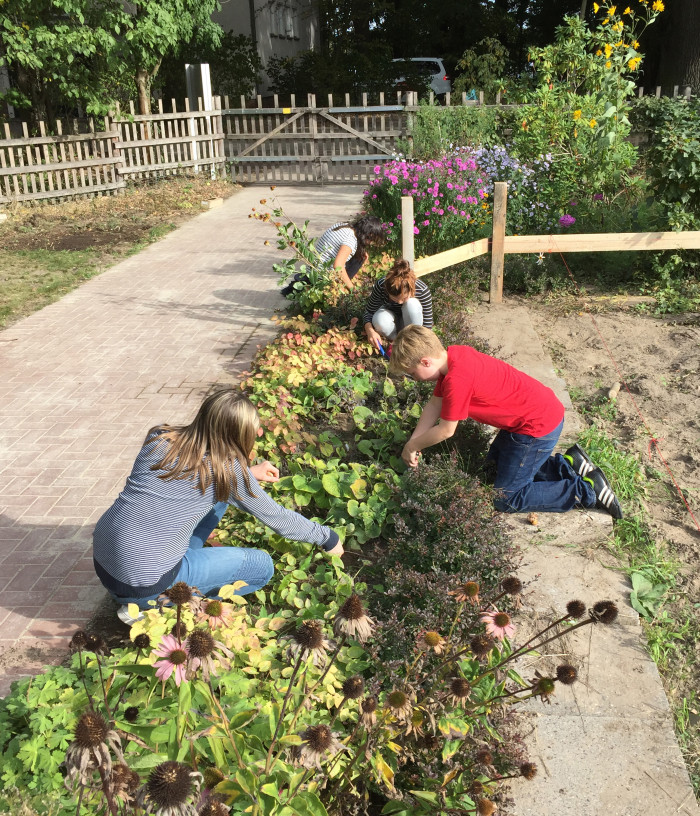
[153,634,193,686]
[480,610,515,641]
[196,599,235,629]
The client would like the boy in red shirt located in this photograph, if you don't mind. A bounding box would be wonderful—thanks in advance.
[389,325,622,517]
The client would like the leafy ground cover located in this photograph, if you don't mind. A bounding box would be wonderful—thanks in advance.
[0,175,236,328]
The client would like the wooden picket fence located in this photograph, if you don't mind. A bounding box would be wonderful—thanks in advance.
[400,185,700,303]
[0,84,695,205]
[0,97,227,205]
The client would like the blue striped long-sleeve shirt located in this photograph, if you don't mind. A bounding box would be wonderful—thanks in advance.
[362,277,434,328]
[93,434,337,594]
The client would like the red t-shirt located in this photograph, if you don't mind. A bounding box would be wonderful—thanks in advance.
[433,346,564,437]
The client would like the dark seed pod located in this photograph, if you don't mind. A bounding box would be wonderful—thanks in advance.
[337,594,365,621]
[171,621,188,640]
[566,600,586,619]
[293,621,324,650]
[342,676,365,700]
[470,634,495,658]
[187,629,215,659]
[146,761,193,808]
[134,633,151,650]
[74,711,109,749]
[449,678,471,699]
[556,664,578,685]
[123,706,139,723]
[302,724,333,752]
[520,762,538,780]
[70,630,90,651]
[165,583,194,606]
[502,576,523,595]
[475,748,493,765]
[590,600,618,625]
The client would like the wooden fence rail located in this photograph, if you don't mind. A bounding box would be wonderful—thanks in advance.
[401,187,700,303]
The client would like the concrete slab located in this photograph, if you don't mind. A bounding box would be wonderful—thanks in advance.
[511,713,699,816]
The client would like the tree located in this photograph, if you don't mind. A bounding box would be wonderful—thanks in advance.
[0,0,223,122]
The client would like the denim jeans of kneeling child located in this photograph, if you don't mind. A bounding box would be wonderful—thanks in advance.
[487,419,597,514]
[113,502,274,610]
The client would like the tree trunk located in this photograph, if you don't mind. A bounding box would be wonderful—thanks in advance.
[136,68,151,115]
[657,0,700,92]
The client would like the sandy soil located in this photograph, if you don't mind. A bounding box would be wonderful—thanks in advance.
[527,297,699,557]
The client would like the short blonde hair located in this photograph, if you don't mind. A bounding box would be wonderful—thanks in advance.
[388,325,445,374]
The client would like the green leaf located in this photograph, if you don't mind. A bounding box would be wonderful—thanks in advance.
[321,473,341,497]
[383,378,397,397]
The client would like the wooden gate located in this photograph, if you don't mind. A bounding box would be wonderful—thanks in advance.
[222,93,413,184]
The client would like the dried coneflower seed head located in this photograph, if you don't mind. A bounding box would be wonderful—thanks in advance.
[520,762,538,780]
[205,600,223,617]
[423,631,443,647]
[171,622,188,640]
[566,600,586,619]
[338,594,365,621]
[419,734,440,751]
[111,763,140,792]
[469,780,484,796]
[124,706,139,723]
[450,678,471,699]
[302,724,333,752]
[342,676,364,699]
[387,690,408,710]
[75,711,109,749]
[187,629,215,659]
[470,634,495,658]
[147,761,193,808]
[199,800,229,816]
[556,664,578,685]
[86,634,107,654]
[166,582,194,606]
[134,633,151,650]
[502,576,523,595]
[591,600,618,624]
[202,767,225,790]
[362,696,378,714]
[477,799,497,816]
[294,621,324,649]
[70,630,90,650]
[475,748,493,765]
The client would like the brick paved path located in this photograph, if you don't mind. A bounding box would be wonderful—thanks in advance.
[0,184,365,696]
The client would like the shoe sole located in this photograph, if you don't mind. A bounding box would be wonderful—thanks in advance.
[117,606,144,625]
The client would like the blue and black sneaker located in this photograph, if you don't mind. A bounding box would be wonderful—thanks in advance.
[583,467,623,520]
[563,443,596,478]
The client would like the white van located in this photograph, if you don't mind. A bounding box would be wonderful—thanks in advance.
[392,58,451,98]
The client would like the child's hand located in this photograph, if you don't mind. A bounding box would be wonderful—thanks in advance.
[326,541,344,557]
[250,461,280,482]
[401,445,421,468]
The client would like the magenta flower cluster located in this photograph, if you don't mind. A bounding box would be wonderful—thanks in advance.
[559,214,576,228]
[364,154,489,252]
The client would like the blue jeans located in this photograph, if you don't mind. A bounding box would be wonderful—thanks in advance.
[487,420,596,513]
[115,502,274,609]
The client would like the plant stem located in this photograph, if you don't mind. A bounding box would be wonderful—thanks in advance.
[265,652,304,773]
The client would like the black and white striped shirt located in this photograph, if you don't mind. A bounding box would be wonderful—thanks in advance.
[362,278,434,328]
[315,223,357,265]
[93,434,337,593]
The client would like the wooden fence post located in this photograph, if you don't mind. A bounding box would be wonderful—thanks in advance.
[490,181,507,303]
[401,195,415,269]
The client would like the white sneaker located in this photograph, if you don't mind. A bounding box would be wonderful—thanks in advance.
[117,604,145,625]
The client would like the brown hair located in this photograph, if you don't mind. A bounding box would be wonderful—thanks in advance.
[384,259,416,299]
[388,325,445,375]
[147,389,259,501]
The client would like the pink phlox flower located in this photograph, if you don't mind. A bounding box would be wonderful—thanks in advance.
[480,610,515,641]
[153,634,192,686]
[559,214,576,227]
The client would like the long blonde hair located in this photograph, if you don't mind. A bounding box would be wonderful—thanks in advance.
[148,389,259,501]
